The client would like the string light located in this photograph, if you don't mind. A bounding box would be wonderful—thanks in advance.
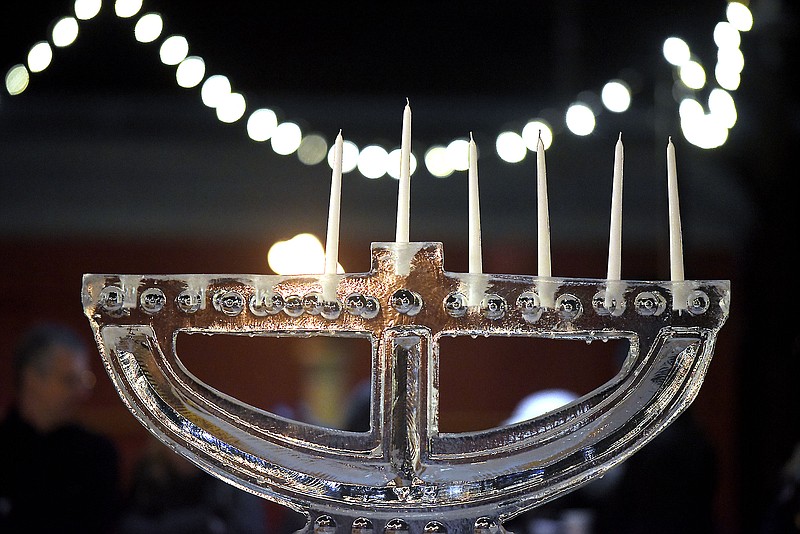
[601,80,632,113]
[386,149,418,180]
[663,1,752,148]
[297,134,328,166]
[26,42,53,73]
[246,108,278,142]
[565,103,596,136]
[3,1,753,173]
[74,0,102,20]
[215,91,246,123]
[175,56,205,88]
[134,13,163,43]
[159,35,189,65]
[357,145,390,179]
[114,0,143,18]
[271,122,302,156]
[5,65,29,95]
[495,131,527,164]
[52,17,79,48]
[424,146,454,178]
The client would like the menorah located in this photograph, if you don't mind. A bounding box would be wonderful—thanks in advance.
[82,105,729,533]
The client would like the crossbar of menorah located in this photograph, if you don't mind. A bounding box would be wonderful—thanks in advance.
[82,103,729,534]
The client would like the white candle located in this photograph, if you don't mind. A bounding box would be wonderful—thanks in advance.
[536,133,552,277]
[468,134,482,274]
[395,100,412,243]
[607,133,624,281]
[666,137,684,282]
[325,131,343,276]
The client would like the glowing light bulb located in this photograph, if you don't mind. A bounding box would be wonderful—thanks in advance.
[601,80,631,112]
[134,13,163,43]
[357,145,389,179]
[159,35,189,65]
[496,131,527,163]
[200,75,231,108]
[74,0,102,20]
[246,108,278,142]
[52,17,79,47]
[425,146,453,178]
[175,56,205,88]
[114,0,143,18]
[5,64,29,95]
[271,122,303,156]
[565,103,596,136]
[663,37,691,66]
[27,42,53,73]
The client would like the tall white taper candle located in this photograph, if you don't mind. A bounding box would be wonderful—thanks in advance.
[395,101,412,242]
[325,131,343,275]
[607,133,624,281]
[468,133,482,274]
[537,133,552,277]
[667,137,684,282]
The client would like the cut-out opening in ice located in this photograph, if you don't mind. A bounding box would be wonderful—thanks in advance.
[437,335,628,432]
[175,332,373,431]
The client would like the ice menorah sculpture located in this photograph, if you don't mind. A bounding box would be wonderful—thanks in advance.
[82,104,729,533]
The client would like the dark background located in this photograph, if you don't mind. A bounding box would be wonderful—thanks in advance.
[1,1,798,532]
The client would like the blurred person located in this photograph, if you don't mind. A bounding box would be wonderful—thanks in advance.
[0,322,121,533]
[119,437,269,534]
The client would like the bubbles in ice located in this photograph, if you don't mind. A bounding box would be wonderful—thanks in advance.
[687,290,710,316]
[176,289,203,313]
[214,290,245,316]
[385,518,409,534]
[556,293,582,322]
[99,285,125,312]
[634,291,666,316]
[284,295,304,317]
[390,289,422,316]
[474,517,500,534]
[351,517,374,534]
[250,292,284,316]
[313,515,336,534]
[139,287,166,314]
[346,293,367,316]
[303,292,323,315]
[480,294,507,320]
[424,521,447,533]
[444,292,467,318]
[321,299,342,320]
[346,293,380,319]
[516,291,542,322]
[592,290,626,317]
[362,296,380,319]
